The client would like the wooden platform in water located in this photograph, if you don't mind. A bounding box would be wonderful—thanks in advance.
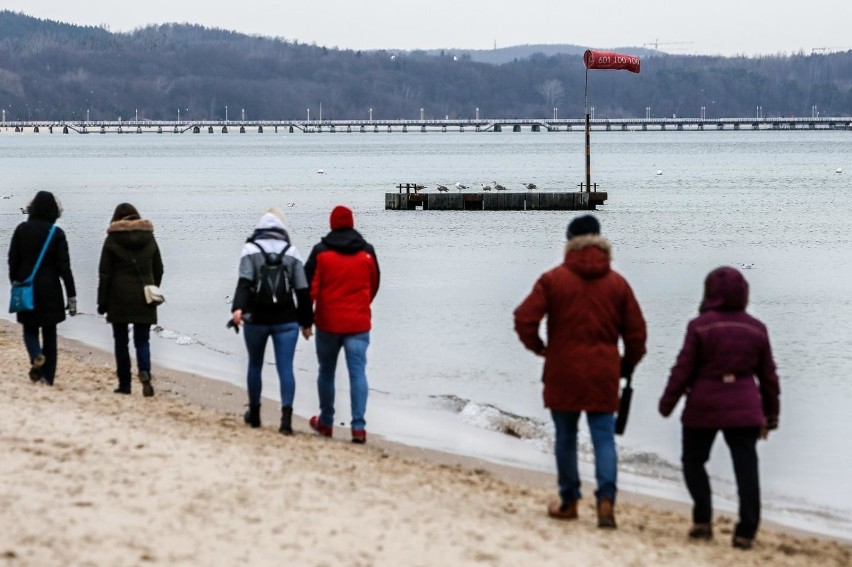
[385,191,606,211]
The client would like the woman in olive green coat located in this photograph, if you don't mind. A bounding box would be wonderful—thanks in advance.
[97,203,164,396]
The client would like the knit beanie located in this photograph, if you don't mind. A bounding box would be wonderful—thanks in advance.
[566,214,600,239]
[330,205,354,230]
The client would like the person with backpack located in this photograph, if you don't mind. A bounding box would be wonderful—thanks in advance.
[659,266,780,550]
[97,203,164,396]
[230,208,313,434]
[304,205,380,444]
[8,191,77,386]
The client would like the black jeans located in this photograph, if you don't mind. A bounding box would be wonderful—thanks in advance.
[682,426,761,539]
[112,323,151,390]
[23,324,57,384]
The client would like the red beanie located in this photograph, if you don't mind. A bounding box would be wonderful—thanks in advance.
[330,205,354,230]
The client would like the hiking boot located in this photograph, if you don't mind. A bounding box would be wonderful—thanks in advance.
[309,416,332,437]
[279,406,293,435]
[244,404,261,428]
[113,386,131,395]
[29,354,46,382]
[547,500,578,521]
[351,429,367,444]
[597,497,617,529]
[732,536,754,550]
[688,523,713,540]
[139,371,154,398]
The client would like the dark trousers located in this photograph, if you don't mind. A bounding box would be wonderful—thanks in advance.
[112,323,151,390]
[682,426,761,539]
[23,324,57,384]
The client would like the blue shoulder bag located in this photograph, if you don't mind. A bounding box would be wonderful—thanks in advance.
[9,225,57,313]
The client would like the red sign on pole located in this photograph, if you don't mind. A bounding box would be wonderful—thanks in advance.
[583,50,640,73]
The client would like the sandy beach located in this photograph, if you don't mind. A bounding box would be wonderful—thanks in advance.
[0,320,849,566]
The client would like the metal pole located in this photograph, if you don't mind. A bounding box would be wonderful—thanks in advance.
[584,69,591,193]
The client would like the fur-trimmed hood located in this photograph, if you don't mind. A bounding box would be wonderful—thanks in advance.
[564,234,612,279]
[106,218,155,251]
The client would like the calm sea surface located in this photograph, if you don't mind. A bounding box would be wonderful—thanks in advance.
[2,129,851,538]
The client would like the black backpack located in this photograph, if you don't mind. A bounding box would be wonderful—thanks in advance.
[249,241,293,307]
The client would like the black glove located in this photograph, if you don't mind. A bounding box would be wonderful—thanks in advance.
[766,416,779,430]
[620,359,634,378]
[97,304,108,315]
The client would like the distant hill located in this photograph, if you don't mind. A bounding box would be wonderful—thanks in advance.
[0,11,850,121]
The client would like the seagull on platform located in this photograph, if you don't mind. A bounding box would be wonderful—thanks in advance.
[522,182,537,190]
[481,183,492,191]
[493,181,507,191]
[455,182,468,192]
[436,184,449,192]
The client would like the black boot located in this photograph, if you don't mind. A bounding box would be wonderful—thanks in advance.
[279,406,293,435]
[243,404,261,428]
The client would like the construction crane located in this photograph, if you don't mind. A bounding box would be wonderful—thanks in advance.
[812,47,850,54]
[643,39,694,51]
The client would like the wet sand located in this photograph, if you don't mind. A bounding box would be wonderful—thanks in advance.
[0,320,849,566]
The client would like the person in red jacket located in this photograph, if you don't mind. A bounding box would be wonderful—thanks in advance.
[304,205,380,444]
[514,214,646,528]
[659,266,780,550]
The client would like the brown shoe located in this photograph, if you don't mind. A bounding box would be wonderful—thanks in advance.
[597,497,617,529]
[547,500,578,521]
[688,523,713,540]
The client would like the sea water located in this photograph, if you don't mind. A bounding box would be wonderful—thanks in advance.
[1,129,850,538]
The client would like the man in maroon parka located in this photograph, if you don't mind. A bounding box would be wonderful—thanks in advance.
[514,214,646,528]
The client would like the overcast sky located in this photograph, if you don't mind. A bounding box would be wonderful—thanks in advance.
[4,0,850,57]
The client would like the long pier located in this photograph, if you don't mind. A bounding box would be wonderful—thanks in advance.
[2,116,851,134]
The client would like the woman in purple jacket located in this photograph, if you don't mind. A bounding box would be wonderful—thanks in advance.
[659,266,780,550]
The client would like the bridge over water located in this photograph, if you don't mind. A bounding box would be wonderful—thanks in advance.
[2,116,851,134]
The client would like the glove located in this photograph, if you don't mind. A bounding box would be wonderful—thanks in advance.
[67,297,77,316]
[620,358,634,379]
[765,416,779,430]
[97,304,108,315]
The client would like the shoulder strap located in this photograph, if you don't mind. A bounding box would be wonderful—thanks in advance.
[24,225,57,283]
[249,240,290,263]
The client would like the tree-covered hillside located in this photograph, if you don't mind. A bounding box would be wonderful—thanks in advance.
[0,11,850,121]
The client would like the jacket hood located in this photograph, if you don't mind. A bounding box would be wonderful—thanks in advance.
[564,234,612,279]
[249,212,290,242]
[699,266,749,313]
[107,218,155,251]
[321,227,367,254]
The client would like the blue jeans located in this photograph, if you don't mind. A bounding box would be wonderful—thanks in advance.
[23,324,57,385]
[243,321,299,408]
[315,329,370,431]
[112,323,151,390]
[551,410,617,505]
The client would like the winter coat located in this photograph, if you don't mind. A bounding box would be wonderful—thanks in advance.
[97,219,164,325]
[231,212,313,327]
[8,220,76,327]
[514,235,647,412]
[659,267,780,429]
[304,227,380,334]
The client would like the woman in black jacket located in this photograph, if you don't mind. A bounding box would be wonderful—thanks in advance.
[8,191,77,385]
[97,203,164,396]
